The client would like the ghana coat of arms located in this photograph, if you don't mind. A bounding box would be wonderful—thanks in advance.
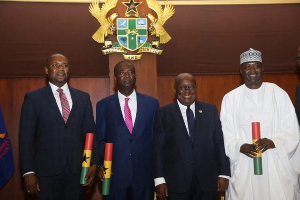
[89,0,175,60]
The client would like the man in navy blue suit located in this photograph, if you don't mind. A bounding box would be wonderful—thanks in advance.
[153,73,230,200]
[96,61,159,200]
[19,54,99,199]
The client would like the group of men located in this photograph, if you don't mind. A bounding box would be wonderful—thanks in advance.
[19,47,300,200]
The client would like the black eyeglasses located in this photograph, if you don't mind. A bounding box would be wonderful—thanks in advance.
[178,85,196,91]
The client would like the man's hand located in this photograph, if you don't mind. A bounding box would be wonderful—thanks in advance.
[97,165,106,181]
[83,164,97,186]
[24,173,40,195]
[155,183,168,200]
[217,177,229,192]
[255,138,275,153]
[240,143,257,158]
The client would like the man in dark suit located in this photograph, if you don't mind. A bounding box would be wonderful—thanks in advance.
[19,53,99,199]
[153,73,230,200]
[96,61,159,200]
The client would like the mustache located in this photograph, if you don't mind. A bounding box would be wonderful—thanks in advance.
[55,72,66,75]
[122,77,132,81]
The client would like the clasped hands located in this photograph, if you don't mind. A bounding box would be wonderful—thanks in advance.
[240,138,275,158]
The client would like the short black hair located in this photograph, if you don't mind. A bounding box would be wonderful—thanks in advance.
[114,61,135,76]
[45,53,67,67]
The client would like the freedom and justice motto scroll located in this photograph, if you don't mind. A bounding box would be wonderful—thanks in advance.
[252,122,263,175]
[80,133,94,184]
[102,143,113,195]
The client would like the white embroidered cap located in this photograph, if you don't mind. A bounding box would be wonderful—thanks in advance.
[240,48,262,65]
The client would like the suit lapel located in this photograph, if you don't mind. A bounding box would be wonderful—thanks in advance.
[42,84,65,123]
[195,101,203,141]
[132,92,144,136]
[68,86,79,124]
[110,93,130,133]
[170,102,191,142]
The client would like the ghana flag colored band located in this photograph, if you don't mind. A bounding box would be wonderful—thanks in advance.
[102,143,113,195]
[252,122,263,175]
[80,133,94,184]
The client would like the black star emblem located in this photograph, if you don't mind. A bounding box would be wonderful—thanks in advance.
[104,166,109,174]
[122,0,142,14]
[82,153,90,163]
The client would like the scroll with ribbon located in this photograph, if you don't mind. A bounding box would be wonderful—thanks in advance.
[252,122,263,175]
[102,143,113,195]
[80,133,94,184]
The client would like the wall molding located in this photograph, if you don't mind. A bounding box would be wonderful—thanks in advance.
[1,0,300,5]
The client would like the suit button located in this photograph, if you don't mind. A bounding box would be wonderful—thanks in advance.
[192,145,194,149]
[65,125,67,128]
[130,154,131,156]
[191,161,194,164]
[130,139,132,142]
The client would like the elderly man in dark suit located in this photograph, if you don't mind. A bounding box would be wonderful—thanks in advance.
[153,73,230,200]
[19,53,99,199]
[96,61,159,200]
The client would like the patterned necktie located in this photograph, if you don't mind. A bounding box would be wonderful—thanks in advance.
[57,88,70,123]
[124,97,133,134]
[186,105,195,142]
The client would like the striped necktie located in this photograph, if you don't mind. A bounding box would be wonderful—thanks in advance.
[57,88,70,123]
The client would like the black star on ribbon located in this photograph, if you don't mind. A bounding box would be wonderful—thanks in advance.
[122,0,142,14]
[82,153,90,163]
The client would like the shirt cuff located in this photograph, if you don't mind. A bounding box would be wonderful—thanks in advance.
[218,175,230,179]
[23,171,35,177]
[154,177,166,187]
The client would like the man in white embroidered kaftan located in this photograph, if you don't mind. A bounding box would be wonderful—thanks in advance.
[220,48,300,200]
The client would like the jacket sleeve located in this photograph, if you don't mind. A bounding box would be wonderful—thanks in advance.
[19,93,36,174]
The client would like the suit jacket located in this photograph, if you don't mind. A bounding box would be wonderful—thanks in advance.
[19,84,99,176]
[153,101,230,193]
[96,92,159,189]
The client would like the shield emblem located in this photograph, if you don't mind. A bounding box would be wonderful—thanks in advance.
[117,18,148,51]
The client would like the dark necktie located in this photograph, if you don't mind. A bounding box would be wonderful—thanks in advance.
[186,105,195,142]
[57,88,70,123]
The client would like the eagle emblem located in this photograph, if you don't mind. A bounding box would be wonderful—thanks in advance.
[146,0,175,44]
[89,0,119,43]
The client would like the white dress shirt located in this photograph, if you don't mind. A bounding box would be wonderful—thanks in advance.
[49,82,73,114]
[177,100,195,136]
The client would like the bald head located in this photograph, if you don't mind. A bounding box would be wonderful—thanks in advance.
[175,73,195,87]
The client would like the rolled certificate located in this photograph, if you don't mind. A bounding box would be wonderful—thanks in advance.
[252,122,263,175]
[102,143,113,195]
[80,133,94,184]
